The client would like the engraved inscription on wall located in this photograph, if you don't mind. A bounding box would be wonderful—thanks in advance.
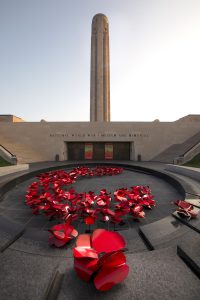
[49,132,149,138]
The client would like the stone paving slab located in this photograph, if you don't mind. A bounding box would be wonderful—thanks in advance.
[0,249,66,300]
[120,228,148,253]
[0,164,29,177]
[177,233,200,278]
[165,164,200,182]
[186,198,200,208]
[138,215,200,250]
[172,211,200,233]
[0,215,25,252]
[0,215,25,234]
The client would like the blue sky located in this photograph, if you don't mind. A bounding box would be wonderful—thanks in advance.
[0,0,200,121]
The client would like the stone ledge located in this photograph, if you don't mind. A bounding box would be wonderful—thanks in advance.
[165,164,200,182]
[0,164,29,177]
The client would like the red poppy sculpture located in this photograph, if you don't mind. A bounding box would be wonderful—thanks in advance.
[48,215,78,247]
[73,229,129,291]
[174,200,199,220]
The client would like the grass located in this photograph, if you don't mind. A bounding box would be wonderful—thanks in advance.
[183,152,200,168]
[0,156,12,167]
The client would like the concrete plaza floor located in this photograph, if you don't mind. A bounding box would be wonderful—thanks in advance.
[0,161,199,300]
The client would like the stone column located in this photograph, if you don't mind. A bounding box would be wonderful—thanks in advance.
[130,142,135,161]
[90,14,110,122]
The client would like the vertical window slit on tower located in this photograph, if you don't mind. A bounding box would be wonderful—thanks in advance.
[103,33,106,121]
[95,35,98,121]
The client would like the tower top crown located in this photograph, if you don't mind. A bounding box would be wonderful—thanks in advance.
[92,13,109,23]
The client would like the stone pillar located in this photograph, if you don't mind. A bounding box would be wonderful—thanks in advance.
[90,14,110,122]
[130,142,135,161]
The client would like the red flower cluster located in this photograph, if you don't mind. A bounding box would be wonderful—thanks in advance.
[174,200,199,220]
[114,186,156,220]
[25,166,123,220]
[73,229,129,291]
[25,166,156,247]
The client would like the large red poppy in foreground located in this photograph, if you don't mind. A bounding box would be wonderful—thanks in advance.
[73,229,129,291]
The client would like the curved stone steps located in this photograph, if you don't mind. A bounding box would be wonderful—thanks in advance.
[139,215,199,250]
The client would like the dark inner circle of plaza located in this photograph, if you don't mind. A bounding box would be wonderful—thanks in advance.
[1,167,182,231]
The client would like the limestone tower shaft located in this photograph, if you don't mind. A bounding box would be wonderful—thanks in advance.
[90,14,110,122]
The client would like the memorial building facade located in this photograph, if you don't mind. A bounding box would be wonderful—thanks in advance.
[0,14,199,163]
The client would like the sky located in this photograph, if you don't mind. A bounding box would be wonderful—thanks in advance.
[0,0,200,122]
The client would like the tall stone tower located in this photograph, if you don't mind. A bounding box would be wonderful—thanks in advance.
[90,14,110,122]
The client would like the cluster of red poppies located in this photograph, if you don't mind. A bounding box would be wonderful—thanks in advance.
[25,166,156,231]
[25,166,122,219]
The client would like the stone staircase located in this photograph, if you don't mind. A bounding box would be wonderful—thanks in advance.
[152,131,200,163]
[0,137,44,163]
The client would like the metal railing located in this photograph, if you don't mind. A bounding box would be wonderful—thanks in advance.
[174,141,200,165]
[0,144,17,164]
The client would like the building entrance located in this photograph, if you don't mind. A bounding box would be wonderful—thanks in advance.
[67,142,130,160]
